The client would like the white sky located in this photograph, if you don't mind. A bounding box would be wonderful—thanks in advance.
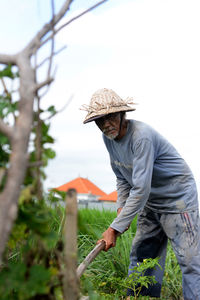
[1,0,200,194]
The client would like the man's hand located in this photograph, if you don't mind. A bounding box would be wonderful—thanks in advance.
[97,227,118,251]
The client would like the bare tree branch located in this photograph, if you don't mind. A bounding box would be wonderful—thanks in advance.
[38,65,58,98]
[0,78,9,96]
[0,78,17,122]
[0,119,14,141]
[36,46,67,69]
[24,0,73,55]
[57,0,109,34]
[34,77,54,92]
[32,45,43,200]
[47,0,56,79]
[45,95,74,120]
[28,161,44,168]
[0,54,18,65]
[41,0,108,47]
[34,96,43,200]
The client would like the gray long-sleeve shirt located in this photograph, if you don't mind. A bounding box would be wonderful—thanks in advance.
[103,120,198,233]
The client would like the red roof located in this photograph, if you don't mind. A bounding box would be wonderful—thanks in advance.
[99,190,117,202]
[53,177,106,197]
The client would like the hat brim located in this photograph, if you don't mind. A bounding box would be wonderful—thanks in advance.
[83,107,135,124]
[83,114,107,124]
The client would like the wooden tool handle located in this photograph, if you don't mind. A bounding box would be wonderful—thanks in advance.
[77,240,106,278]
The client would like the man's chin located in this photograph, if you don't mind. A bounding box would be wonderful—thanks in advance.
[104,133,118,140]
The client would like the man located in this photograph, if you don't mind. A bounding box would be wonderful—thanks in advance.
[82,88,200,299]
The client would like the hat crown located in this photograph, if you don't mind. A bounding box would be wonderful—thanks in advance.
[81,88,136,124]
[90,88,124,111]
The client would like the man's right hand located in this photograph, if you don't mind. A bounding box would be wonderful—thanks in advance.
[97,227,118,251]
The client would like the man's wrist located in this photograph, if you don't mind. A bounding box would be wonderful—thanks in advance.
[108,227,118,234]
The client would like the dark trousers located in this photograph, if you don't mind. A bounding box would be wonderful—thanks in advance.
[127,207,200,299]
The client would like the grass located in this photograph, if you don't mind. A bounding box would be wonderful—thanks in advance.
[2,202,182,300]
[78,208,183,300]
[161,243,182,299]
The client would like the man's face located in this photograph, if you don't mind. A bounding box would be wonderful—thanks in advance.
[95,112,121,140]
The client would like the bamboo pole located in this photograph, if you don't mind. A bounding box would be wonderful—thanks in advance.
[63,188,79,300]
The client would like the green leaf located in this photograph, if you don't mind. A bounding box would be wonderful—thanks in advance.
[18,202,53,237]
[41,122,54,144]
[43,148,56,159]
[0,134,9,144]
[42,134,54,144]
[26,265,51,296]
[0,99,17,118]
[0,65,15,79]
[0,262,26,296]
[43,231,59,250]
[47,105,57,115]
[41,122,50,136]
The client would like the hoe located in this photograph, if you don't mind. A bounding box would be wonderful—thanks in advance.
[76,240,106,278]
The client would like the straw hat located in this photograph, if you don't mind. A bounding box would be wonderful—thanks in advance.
[81,88,136,124]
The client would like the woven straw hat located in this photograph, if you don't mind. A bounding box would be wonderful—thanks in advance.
[81,88,136,124]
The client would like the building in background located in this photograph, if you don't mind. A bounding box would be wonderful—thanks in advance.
[53,177,117,210]
[99,191,117,210]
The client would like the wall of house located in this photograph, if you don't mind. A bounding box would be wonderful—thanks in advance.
[78,201,116,211]
[48,192,116,211]
[77,193,99,202]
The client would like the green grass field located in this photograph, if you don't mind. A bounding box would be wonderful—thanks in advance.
[78,208,183,300]
[0,202,183,300]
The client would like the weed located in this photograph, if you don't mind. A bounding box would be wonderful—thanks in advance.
[161,243,182,299]
[126,258,161,299]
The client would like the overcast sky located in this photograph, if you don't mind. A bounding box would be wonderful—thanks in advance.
[1,0,200,194]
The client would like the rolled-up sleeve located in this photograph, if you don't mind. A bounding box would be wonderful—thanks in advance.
[110,138,154,233]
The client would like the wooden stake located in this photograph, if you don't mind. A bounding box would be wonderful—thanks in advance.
[63,188,79,300]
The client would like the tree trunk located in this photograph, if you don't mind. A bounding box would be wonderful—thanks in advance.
[0,54,35,261]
